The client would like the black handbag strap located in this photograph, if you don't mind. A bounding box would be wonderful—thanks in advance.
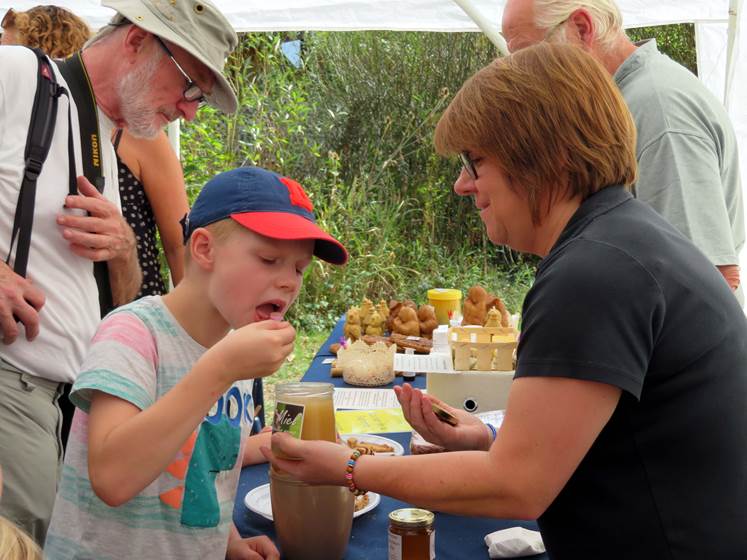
[56,52,114,316]
[6,48,64,278]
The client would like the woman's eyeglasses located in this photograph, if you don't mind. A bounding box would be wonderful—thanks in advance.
[460,151,478,180]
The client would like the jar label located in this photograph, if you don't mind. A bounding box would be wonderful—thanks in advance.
[387,530,402,560]
[430,529,436,560]
[273,401,305,439]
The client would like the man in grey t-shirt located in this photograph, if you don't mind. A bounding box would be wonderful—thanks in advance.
[500,0,744,303]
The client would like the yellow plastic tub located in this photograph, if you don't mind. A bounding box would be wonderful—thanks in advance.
[427,289,462,325]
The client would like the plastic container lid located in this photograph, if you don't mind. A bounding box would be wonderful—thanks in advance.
[427,288,462,301]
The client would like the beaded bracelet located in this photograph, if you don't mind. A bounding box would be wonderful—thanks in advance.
[485,422,497,443]
[345,449,367,495]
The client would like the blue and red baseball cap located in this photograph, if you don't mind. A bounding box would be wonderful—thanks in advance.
[182,167,348,265]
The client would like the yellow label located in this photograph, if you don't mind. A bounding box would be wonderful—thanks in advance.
[335,408,410,434]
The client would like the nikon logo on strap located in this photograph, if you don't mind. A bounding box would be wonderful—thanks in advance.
[56,51,113,315]
[90,133,100,168]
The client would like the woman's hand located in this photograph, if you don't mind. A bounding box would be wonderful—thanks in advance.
[261,433,351,486]
[394,384,492,451]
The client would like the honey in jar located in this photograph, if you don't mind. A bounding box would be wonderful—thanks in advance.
[388,508,435,560]
[269,469,353,560]
[270,382,354,560]
[271,381,337,459]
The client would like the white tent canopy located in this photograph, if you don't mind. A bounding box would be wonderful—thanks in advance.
[2,0,745,272]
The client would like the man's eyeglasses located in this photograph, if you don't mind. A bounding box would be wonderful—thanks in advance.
[154,36,206,106]
[460,151,478,180]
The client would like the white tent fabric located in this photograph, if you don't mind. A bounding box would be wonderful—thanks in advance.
[0,1,732,32]
[1,0,745,272]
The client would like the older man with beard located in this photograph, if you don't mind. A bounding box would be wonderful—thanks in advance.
[495,0,745,302]
[0,0,237,544]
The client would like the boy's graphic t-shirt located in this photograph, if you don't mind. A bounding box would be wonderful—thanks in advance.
[45,296,255,559]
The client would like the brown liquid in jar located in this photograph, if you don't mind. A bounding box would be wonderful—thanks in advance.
[270,382,354,560]
[388,508,435,560]
[271,382,336,460]
[270,469,354,560]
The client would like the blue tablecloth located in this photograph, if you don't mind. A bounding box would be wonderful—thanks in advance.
[234,317,547,559]
[233,433,546,560]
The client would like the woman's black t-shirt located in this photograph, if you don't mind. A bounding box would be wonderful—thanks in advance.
[516,186,747,559]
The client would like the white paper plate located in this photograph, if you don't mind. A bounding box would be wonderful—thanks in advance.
[475,409,505,428]
[339,433,405,456]
[244,483,380,521]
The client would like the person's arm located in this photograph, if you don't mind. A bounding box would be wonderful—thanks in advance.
[0,261,45,344]
[636,131,740,280]
[107,242,142,306]
[265,376,621,520]
[716,264,740,292]
[120,130,189,286]
[57,176,142,305]
[87,319,296,507]
[242,428,272,467]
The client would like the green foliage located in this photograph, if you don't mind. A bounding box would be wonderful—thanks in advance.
[263,331,327,424]
[178,24,695,332]
[181,33,317,199]
[627,23,696,74]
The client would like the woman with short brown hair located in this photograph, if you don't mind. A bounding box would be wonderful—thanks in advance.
[264,42,747,559]
[434,41,637,224]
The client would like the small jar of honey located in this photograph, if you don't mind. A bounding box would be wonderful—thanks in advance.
[388,508,435,560]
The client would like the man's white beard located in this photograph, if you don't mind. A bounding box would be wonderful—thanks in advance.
[116,53,165,139]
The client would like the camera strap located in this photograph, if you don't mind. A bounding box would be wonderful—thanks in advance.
[56,52,114,316]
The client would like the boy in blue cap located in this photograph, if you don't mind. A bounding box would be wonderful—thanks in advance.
[45,167,348,559]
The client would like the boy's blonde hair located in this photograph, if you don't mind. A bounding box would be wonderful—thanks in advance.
[2,6,91,58]
[0,517,42,560]
[183,218,245,266]
[434,42,637,224]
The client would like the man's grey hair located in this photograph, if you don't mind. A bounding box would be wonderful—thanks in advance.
[534,0,625,52]
[83,14,130,48]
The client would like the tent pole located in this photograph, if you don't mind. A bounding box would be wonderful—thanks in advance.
[167,120,181,160]
[452,0,509,56]
[725,0,743,109]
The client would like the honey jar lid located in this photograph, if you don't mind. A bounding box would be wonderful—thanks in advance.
[389,508,435,528]
[427,288,462,301]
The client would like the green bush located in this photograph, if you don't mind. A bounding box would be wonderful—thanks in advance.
[178,24,695,331]
[627,24,696,74]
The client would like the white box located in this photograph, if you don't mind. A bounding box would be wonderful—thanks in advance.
[426,370,514,413]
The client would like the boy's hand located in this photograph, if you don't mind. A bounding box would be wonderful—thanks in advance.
[209,320,296,383]
[226,527,279,560]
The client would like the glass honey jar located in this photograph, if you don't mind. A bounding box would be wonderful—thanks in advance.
[270,382,354,560]
[271,381,337,459]
[388,508,435,560]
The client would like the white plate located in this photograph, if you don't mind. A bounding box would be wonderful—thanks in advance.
[244,483,380,521]
[339,433,405,456]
